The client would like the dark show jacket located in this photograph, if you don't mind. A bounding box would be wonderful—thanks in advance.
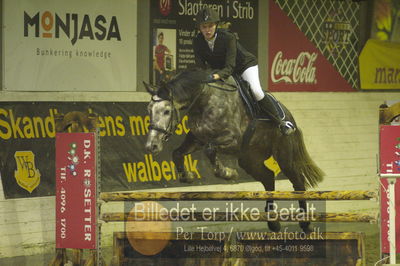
[193,28,257,79]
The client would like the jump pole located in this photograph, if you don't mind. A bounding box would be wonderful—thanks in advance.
[100,190,376,202]
[101,211,377,223]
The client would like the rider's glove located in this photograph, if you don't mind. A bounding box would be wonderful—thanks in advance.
[205,74,216,83]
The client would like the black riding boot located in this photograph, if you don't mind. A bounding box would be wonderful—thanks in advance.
[258,93,296,135]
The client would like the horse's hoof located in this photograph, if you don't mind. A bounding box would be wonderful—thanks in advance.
[268,221,281,232]
[215,168,239,180]
[300,222,312,233]
[178,172,195,183]
[179,176,194,183]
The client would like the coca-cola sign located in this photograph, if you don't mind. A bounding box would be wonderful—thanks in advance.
[268,0,355,92]
[271,51,317,84]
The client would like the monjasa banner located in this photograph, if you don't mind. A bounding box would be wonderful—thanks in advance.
[3,0,137,92]
[0,102,254,199]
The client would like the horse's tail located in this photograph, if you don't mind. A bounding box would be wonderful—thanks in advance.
[285,128,325,189]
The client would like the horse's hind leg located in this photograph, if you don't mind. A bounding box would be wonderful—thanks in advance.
[172,132,203,183]
[204,145,239,180]
[238,157,281,232]
[280,167,311,233]
[274,127,322,232]
[262,175,282,232]
[293,180,311,232]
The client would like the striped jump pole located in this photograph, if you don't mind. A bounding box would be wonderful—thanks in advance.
[100,190,377,202]
[101,211,377,223]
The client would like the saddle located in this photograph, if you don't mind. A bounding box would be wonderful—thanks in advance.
[226,75,281,121]
[210,76,289,149]
[232,75,263,120]
[209,75,286,121]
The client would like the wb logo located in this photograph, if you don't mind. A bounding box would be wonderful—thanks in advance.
[14,151,41,193]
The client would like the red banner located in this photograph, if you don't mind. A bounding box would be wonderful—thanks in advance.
[55,133,97,249]
[380,125,400,175]
[268,0,354,92]
[380,125,400,253]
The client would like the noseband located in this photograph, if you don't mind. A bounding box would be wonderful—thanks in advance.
[148,95,178,142]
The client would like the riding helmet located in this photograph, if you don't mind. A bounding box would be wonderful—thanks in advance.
[195,7,220,25]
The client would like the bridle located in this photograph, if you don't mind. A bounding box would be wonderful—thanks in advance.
[148,80,227,141]
[148,94,179,142]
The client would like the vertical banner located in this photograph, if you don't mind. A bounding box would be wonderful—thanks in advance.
[269,0,358,92]
[55,133,97,249]
[379,125,400,253]
[149,0,258,86]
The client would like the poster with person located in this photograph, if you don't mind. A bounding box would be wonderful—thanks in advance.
[149,0,259,85]
[152,28,176,85]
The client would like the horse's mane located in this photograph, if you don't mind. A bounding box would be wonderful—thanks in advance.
[158,68,210,102]
[173,68,210,85]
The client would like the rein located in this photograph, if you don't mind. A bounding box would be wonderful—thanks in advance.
[148,79,238,141]
[183,83,208,112]
[208,81,238,92]
[181,81,232,113]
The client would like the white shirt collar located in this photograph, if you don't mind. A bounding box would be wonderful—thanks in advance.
[206,33,217,51]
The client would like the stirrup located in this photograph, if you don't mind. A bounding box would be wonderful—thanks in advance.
[279,121,296,135]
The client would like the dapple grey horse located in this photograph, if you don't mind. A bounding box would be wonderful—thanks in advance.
[144,69,324,232]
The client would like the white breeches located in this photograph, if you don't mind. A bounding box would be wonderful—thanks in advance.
[241,65,265,101]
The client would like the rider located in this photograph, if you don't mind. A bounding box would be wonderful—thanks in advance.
[193,7,296,135]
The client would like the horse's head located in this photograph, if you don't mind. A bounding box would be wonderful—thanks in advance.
[143,82,177,155]
[143,70,209,154]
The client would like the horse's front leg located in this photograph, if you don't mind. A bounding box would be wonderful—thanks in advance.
[172,132,203,183]
[204,145,239,180]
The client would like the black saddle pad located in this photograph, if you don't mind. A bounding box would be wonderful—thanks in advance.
[231,75,269,120]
